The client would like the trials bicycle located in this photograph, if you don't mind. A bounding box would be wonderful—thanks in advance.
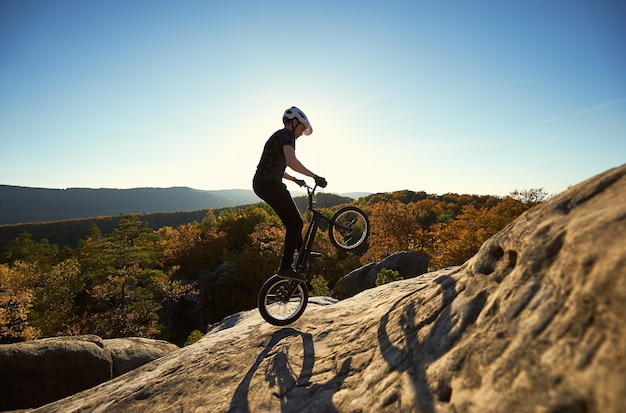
[257,181,370,326]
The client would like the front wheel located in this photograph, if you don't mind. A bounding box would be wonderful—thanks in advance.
[258,275,308,326]
[329,206,370,252]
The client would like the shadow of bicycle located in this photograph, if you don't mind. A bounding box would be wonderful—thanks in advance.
[229,327,351,413]
[377,274,487,412]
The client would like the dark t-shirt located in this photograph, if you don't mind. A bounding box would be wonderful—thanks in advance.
[254,129,296,182]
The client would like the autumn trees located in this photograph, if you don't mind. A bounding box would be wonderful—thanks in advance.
[0,188,549,344]
[0,262,38,341]
[1,216,193,343]
[359,190,546,267]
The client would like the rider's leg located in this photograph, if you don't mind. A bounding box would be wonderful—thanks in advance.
[277,200,303,271]
[253,179,303,274]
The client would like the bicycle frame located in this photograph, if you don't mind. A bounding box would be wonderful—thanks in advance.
[294,184,333,274]
[272,184,324,303]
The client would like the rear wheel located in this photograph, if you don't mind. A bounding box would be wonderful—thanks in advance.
[329,206,370,251]
[258,275,308,326]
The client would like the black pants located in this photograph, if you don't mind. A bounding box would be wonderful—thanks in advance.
[253,178,303,269]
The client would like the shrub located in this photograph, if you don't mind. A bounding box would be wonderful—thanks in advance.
[376,268,403,286]
[310,274,331,297]
[184,330,204,346]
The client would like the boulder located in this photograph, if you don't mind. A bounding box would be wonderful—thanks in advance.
[332,250,429,299]
[0,335,112,411]
[0,335,180,411]
[104,337,179,377]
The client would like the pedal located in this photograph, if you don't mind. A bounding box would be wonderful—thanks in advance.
[310,252,323,259]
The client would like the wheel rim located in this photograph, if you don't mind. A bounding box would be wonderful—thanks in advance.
[264,280,305,321]
[333,211,368,249]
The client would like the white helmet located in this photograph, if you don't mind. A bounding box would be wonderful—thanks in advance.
[283,106,313,135]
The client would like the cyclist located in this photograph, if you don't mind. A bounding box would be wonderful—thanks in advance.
[253,106,327,281]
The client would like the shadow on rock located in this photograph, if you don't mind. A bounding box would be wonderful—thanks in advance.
[229,327,351,412]
[378,275,487,412]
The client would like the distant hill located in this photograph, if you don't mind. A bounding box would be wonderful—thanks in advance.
[0,185,262,225]
[0,185,366,225]
[0,190,353,249]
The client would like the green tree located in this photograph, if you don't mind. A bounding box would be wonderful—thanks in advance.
[77,215,195,338]
[479,196,529,234]
[29,258,83,337]
[2,231,60,272]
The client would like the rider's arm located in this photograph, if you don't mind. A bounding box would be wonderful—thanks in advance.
[283,145,317,179]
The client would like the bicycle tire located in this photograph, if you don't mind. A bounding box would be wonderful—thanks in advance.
[258,275,308,326]
[329,206,370,251]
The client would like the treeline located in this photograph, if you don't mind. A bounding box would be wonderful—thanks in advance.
[0,210,211,252]
[0,188,549,345]
[0,193,354,252]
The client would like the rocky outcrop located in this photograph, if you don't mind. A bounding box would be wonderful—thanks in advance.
[0,335,178,411]
[17,164,626,412]
[333,250,429,299]
[0,335,112,411]
[104,337,179,378]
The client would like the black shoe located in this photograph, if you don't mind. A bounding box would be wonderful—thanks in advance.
[277,267,306,282]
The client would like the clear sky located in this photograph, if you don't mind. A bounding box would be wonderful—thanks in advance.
[1,1,625,197]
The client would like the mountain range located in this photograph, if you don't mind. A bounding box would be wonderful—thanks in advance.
[0,185,369,225]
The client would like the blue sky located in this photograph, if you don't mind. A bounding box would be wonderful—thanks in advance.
[1,1,624,196]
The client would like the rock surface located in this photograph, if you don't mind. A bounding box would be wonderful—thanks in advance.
[0,335,178,410]
[25,164,626,412]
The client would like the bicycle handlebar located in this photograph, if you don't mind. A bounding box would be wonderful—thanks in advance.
[294,177,327,190]
[292,179,320,211]
[294,179,317,191]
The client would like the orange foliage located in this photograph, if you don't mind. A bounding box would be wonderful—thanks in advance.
[0,263,39,342]
[360,193,534,269]
[431,198,530,268]
[159,223,228,277]
[362,200,428,263]
[431,205,488,268]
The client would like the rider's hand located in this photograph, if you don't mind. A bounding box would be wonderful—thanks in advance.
[293,178,306,187]
[314,175,327,188]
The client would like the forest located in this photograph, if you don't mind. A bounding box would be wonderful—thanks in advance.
[0,188,549,346]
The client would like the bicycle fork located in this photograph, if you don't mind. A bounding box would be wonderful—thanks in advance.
[279,281,301,303]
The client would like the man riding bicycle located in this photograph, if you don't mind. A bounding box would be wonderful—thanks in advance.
[253,106,327,281]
